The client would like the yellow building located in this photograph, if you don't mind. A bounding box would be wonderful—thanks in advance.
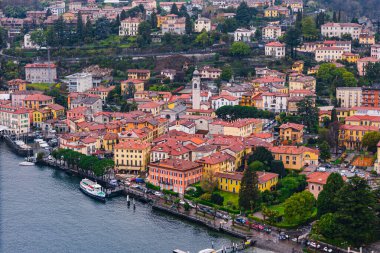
[114,141,151,173]
[264,6,289,18]
[7,79,27,92]
[240,92,254,106]
[87,86,116,104]
[32,109,51,126]
[279,122,304,144]
[121,79,144,94]
[99,132,119,152]
[342,52,360,63]
[23,94,54,109]
[196,152,235,175]
[45,104,65,119]
[210,118,263,137]
[215,171,279,194]
[292,60,304,73]
[345,115,380,127]
[359,34,375,45]
[339,124,379,150]
[127,69,151,80]
[270,146,319,170]
[222,143,246,169]
[336,107,351,121]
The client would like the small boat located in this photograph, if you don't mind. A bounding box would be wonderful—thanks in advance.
[80,178,106,202]
[19,161,35,166]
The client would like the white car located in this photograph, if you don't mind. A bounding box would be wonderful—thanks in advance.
[179,200,185,205]
[154,191,163,196]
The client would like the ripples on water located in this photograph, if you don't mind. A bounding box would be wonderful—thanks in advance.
[0,142,273,253]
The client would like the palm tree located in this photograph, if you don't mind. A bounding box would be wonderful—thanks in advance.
[194,198,200,214]
[231,213,236,227]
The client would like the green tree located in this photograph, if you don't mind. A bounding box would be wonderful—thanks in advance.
[76,12,84,41]
[138,21,152,46]
[170,4,179,15]
[301,16,318,40]
[185,15,192,34]
[297,97,319,133]
[239,166,260,211]
[362,131,380,153]
[315,213,341,238]
[333,177,378,247]
[319,141,331,162]
[284,191,315,225]
[195,31,209,47]
[249,161,265,171]
[30,29,47,47]
[270,160,286,178]
[250,147,273,167]
[283,27,301,58]
[150,11,158,29]
[365,62,380,84]
[317,172,344,217]
[220,66,232,81]
[230,42,251,57]
[236,2,251,26]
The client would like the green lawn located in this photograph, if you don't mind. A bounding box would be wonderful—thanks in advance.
[216,191,239,209]
[268,203,285,215]
[27,83,55,91]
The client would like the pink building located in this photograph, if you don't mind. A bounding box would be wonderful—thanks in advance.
[306,172,331,199]
[148,158,203,194]
[357,57,380,76]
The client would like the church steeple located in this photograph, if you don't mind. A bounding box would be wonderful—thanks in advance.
[192,67,201,110]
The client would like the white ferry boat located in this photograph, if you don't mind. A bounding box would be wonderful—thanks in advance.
[80,179,106,202]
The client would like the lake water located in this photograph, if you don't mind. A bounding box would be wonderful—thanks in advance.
[0,141,273,253]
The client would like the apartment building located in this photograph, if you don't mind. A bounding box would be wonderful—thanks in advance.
[321,22,362,39]
[148,159,203,194]
[336,87,362,108]
[270,146,319,170]
[262,92,288,113]
[65,73,93,92]
[114,141,151,173]
[234,28,256,42]
[315,47,344,62]
[127,69,151,80]
[194,16,211,32]
[262,25,282,40]
[119,17,142,36]
[161,15,186,35]
[362,85,380,107]
[371,44,380,60]
[25,63,57,83]
[265,42,286,58]
[0,104,30,135]
[357,57,380,76]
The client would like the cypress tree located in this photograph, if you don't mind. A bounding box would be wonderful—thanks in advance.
[170,4,179,15]
[239,166,260,211]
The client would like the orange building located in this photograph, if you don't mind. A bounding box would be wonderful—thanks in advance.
[148,158,203,194]
[7,79,28,92]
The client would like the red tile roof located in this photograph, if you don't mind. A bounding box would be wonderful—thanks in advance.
[279,122,304,131]
[24,94,53,101]
[306,172,331,185]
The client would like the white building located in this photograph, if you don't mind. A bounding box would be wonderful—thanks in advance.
[265,41,286,58]
[65,73,93,92]
[162,17,186,35]
[321,22,362,39]
[262,25,282,40]
[23,33,38,49]
[194,16,211,33]
[161,69,176,80]
[234,28,256,42]
[25,63,57,83]
[262,92,288,113]
[315,47,344,62]
[371,44,380,60]
[45,1,66,16]
[336,87,362,108]
[210,94,239,110]
[119,17,142,36]
[0,104,30,135]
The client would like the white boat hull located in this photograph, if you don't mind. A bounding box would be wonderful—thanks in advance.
[19,161,35,166]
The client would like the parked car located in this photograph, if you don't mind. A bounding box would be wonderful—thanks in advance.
[235,218,246,224]
[154,191,163,197]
